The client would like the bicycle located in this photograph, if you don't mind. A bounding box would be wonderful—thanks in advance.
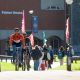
[22,47,31,71]
[22,49,27,71]
[15,46,31,71]
[15,47,27,71]
[15,47,20,71]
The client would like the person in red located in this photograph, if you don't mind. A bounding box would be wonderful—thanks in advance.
[9,28,25,67]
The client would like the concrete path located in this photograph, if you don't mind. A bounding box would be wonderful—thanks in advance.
[0,70,80,80]
[0,60,80,80]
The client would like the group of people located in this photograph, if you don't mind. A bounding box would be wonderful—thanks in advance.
[58,45,74,66]
[31,45,54,71]
[9,27,73,71]
[9,28,54,71]
[9,28,31,69]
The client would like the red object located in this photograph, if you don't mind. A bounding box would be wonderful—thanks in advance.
[9,33,24,46]
[21,10,26,33]
[41,63,45,70]
[28,33,34,47]
[66,17,70,44]
[24,45,27,49]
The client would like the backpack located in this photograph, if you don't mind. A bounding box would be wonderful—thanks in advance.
[58,51,63,59]
[31,48,42,60]
[49,50,53,58]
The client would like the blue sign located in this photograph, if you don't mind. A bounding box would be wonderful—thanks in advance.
[32,16,38,33]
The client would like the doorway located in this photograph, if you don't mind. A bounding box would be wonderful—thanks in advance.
[48,36,63,54]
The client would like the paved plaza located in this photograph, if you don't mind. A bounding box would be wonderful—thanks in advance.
[0,70,80,80]
[0,60,80,80]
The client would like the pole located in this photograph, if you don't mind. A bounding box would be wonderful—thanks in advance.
[29,10,34,32]
[67,55,71,71]
[0,63,1,72]
[66,0,73,71]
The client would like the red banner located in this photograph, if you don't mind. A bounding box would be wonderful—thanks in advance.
[21,10,25,33]
[28,33,34,47]
[66,17,70,44]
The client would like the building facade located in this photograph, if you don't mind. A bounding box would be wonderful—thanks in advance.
[0,0,65,54]
[71,0,80,55]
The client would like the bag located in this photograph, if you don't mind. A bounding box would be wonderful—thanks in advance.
[50,50,53,57]
[40,63,45,70]
[47,52,51,60]
[31,48,42,60]
[58,51,63,59]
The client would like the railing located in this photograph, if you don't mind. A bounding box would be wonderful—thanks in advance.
[0,55,13,63]
[0,55,13,72]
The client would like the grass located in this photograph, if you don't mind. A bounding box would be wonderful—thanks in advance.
[53,57,80,71]
[0,57,80,71]
[0,62,23,71]
[0,62,15,71]
[72,61,80,70]
[54,55,67,62]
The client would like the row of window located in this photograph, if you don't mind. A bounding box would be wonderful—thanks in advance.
[41,0,64,10]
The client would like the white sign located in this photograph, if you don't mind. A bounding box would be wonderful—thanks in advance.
[1,10,22,15]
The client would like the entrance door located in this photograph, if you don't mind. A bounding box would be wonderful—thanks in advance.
[53,39,59,49]
[53,39,59,54]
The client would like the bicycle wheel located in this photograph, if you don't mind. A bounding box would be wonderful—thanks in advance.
[22,51,26,71]
[15,48,19,71]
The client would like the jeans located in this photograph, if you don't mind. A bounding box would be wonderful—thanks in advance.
[34,60,39,71]
[12,45,22,64]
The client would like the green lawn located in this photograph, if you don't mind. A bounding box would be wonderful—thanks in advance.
[72,61,80,70]
[53,56,80,71]
[0,62,15,71]
[0,58,80,71]
[53,60,80,71]
[0,62,24,71]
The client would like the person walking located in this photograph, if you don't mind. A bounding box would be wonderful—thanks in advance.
[31,45,42,71]
[41,45,50,70]
[58,46,65,66]
[22,32,32,70]
[48,46,54,69]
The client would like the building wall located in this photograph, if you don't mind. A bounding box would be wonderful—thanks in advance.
[0,0,65,54]
[0,29,64,40]
[0,0,65,30]
[71,0,80,54]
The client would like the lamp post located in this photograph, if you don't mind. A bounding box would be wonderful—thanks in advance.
[66,0,73,5]
[66,0,73,45]
[29,10,34,15]
[66,0,73,71]
[29,10,34,32]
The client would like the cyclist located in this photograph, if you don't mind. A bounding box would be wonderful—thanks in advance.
[9,28,25,67]
[22,32,31,70]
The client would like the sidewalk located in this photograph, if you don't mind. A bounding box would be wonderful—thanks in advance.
[28,60,62,71]
[0,60,80,80]
[51,61,61,68]
[0,70,80,80]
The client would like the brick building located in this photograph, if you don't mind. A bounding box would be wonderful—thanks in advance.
[0,0,65,55]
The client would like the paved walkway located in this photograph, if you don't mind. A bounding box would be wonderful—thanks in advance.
[0,60,80,80]
[0,70,80,80]
[27,60,62,71]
